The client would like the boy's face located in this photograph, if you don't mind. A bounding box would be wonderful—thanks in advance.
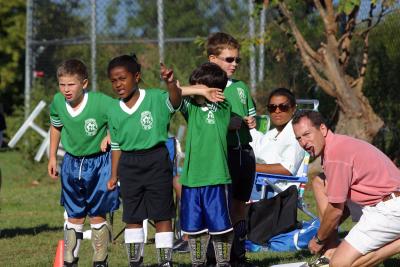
[209,48,239,78]
[109,66,140,99]
[58,74,88,104]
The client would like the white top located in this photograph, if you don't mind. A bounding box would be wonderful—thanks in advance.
[249,120,305,175]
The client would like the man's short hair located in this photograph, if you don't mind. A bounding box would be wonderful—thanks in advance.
[189,62,228,90]
[206,32,240,56]
[57,59,88,81]
[292,110,326,128]
[268,87,296,107]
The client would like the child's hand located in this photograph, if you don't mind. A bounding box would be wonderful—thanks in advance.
[107,176,118,191]
[100,135,111,152]
[244,116,256,129]
[229,116,243,130]
[48,158,59,179]
[160,63,175,83]
[202,86,225,102]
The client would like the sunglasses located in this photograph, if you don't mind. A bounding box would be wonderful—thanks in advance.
[217,56,242,64]
[267,102,292,113]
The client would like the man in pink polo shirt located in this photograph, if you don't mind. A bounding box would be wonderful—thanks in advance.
[292,110,400,267]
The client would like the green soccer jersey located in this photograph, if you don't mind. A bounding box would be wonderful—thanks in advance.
[179,97,231,187]
[50,91,113,156]
[108,89,176,151]
[224,79,256,147]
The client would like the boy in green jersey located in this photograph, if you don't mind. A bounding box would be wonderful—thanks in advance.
[179,62,233,266]
[48,59,120,267]
[208,32,257,266]
[106,54,184,267]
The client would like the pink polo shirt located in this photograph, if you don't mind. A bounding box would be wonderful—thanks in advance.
[323,131,400,206]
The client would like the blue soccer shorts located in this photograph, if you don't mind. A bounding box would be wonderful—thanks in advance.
[180,184,233,235]
[60,151,120,218]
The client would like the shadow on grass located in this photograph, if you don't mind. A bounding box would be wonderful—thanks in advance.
[0,224,62,238]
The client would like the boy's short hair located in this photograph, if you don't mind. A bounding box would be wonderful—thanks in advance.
[206,32,240,56]
[57,59,88,81]
[189,62,228,90]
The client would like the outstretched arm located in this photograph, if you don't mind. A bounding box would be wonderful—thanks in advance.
[160,63,182,109]
[180,84,225,102]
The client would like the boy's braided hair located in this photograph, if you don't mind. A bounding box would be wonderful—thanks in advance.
[107,53,141,76]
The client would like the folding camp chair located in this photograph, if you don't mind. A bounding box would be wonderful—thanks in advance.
[252,99,319,219]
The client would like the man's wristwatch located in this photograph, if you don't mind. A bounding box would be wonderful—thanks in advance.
[314,234,326,245]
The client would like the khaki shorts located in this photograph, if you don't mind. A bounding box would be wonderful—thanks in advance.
[345,196,400,254]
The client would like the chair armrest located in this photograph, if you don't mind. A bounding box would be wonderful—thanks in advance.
[255,172,308,186]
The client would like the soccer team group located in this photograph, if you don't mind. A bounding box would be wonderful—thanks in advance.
[47,31,400,267]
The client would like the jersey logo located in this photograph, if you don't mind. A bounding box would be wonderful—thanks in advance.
[140,111,153,130]
[237,87,247,104]
[206,110,215,124]
[84,118,98,136]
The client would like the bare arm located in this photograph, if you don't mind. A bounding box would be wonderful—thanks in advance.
[107,149,121,190]
[48,125,62,179]
[309,202,344,254]
[160,63,182,109]
[256,163,292,175]
[180,85,225,102]
[100,131,111,152]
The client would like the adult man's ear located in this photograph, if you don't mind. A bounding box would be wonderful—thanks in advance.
[320,123,328,137]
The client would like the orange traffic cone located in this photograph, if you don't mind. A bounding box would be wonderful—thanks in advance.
[53,239,64,267]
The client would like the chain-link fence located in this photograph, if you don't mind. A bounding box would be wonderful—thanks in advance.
[25,1,400,159]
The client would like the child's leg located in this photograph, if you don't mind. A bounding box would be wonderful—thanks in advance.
[211,231,234,267]
[155,220,174,266]
[125,223,145,267]
[188,233,210,266]
[89,215,110,267]
[64,218,84,267]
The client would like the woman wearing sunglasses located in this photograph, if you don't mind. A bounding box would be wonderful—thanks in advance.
[250,87,305,180]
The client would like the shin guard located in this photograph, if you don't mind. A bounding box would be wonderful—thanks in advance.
[126,243,144,267]
[188,234,210,265]
[211,231,234,267]
[64,226,83,266]
[91,224,110,265]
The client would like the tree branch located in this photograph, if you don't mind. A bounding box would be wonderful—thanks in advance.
[337,7,358,67]
[278,2,321,63]
[277,2,335,96]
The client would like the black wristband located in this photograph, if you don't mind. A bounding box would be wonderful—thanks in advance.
[314,234,325,245]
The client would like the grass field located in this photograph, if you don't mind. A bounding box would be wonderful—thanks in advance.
[0,149,399,266]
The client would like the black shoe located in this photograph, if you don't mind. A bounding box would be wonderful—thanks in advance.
[129,257,144,267]
[64,258,79,267]
[231,257,257,267]
[159,261,173,267]
[173,239,190,253]
[93,260,108,267]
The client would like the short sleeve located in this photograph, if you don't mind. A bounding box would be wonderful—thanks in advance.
[280,142,305,175]
[109,119,120,151]
[158,90,178,114]
[49,97,63,128]
[247,91,256,117]
[179,97,191,116]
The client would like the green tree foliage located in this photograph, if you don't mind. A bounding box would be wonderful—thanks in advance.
[0,0,26,113]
